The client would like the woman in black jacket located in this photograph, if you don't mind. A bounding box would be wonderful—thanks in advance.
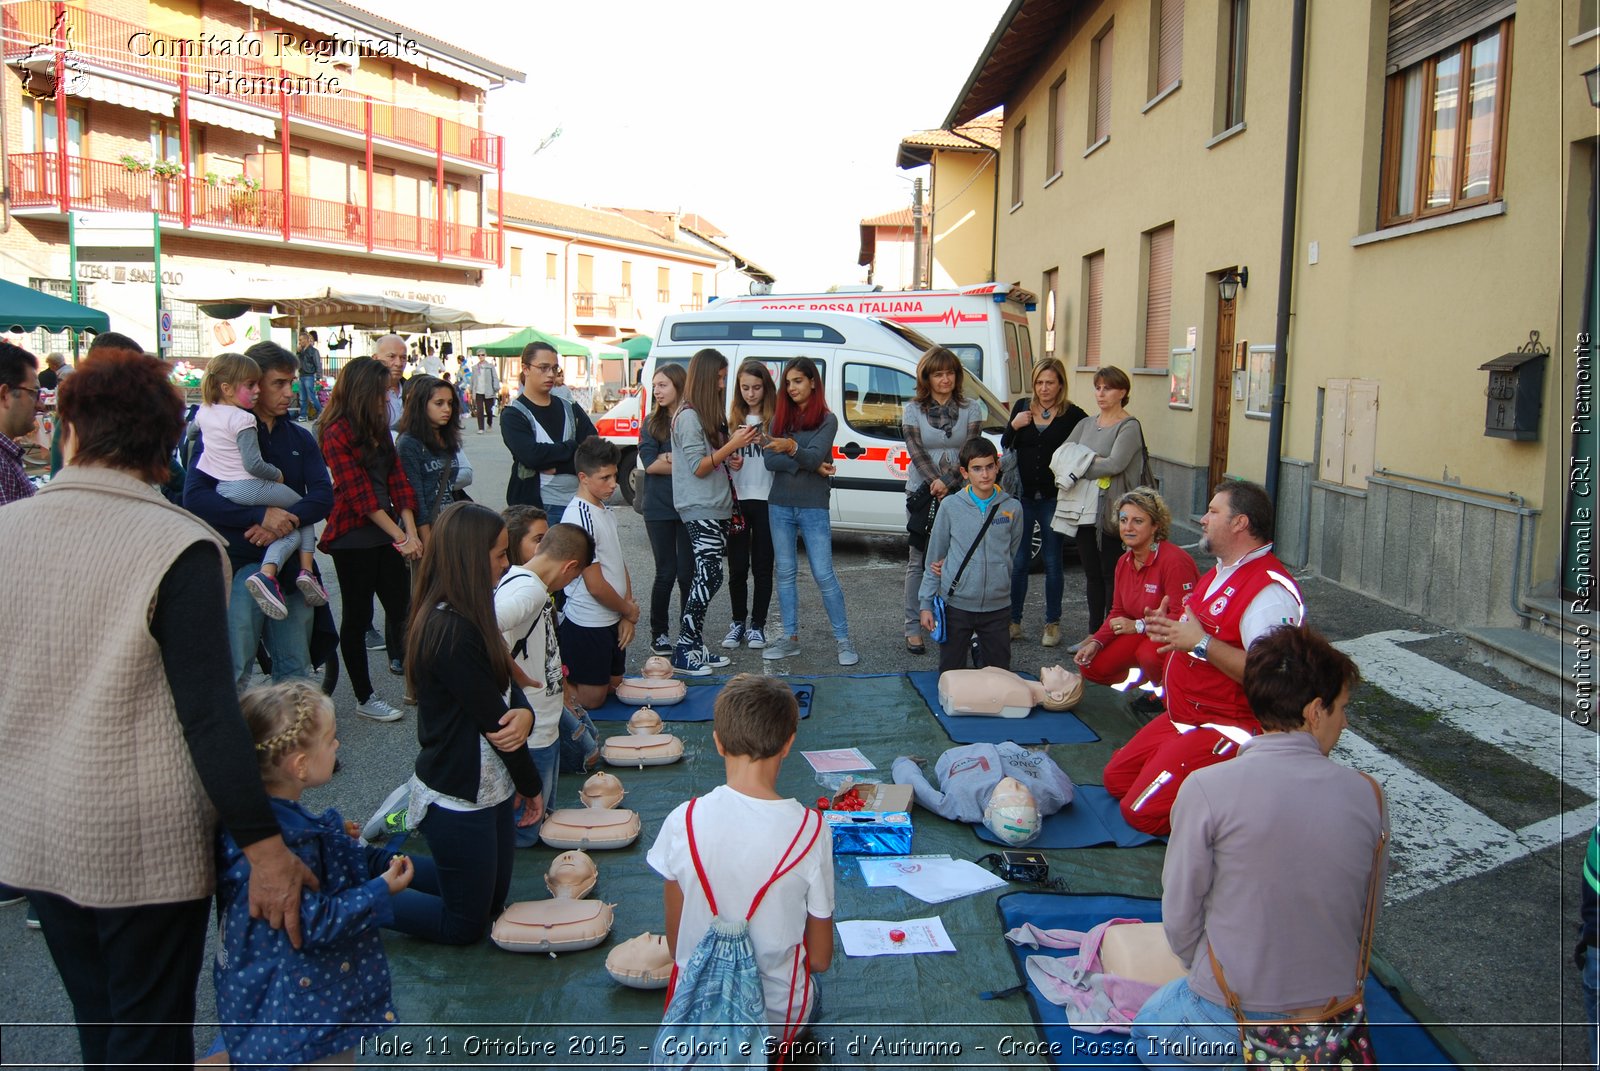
[999,357,1087,648]
[389,502,538,944]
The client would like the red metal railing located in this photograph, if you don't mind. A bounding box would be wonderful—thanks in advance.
[1,0,498,167]
[8,152,497,263]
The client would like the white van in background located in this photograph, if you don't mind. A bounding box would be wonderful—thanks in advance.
[707,283,1038,404]
[635,308,1009,533]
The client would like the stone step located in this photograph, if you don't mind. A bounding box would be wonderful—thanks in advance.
[1521,593,1589,644]
[1462,625,1585,709]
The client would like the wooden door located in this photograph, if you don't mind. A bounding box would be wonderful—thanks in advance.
[1208,290,1235,493]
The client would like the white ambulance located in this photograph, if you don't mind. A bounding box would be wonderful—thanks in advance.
[708,283,1039,404]
[629,308,1009,533]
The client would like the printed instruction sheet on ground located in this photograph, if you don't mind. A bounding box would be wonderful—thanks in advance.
[801,747,875,774]
[836,916,957,956]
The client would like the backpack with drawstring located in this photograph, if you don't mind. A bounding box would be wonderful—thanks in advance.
[651,798,822,1070]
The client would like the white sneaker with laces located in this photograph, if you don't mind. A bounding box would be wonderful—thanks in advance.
[356,697,404,722]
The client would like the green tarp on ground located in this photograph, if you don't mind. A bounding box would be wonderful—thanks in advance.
[379,673,1161,1066]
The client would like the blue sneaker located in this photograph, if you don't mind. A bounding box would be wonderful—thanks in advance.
[244,572,288,621]
[671,647,712,677]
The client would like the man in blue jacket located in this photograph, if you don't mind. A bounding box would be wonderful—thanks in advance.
[185,341,334,688]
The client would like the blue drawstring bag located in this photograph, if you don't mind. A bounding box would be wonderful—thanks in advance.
[651,799,821,1069]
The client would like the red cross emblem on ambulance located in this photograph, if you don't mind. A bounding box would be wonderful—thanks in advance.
[886,448,912,478]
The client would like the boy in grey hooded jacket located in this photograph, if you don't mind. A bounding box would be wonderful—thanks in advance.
[919,438,1024,673]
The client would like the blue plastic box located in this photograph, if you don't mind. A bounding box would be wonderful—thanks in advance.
[823,810,912,855]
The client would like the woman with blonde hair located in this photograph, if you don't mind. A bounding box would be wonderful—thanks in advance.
[1000,356,1087,647]
[901,345,982,655]
[1073,486,1197,711]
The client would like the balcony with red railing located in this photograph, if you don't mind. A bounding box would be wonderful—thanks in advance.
[2,0,501,169]
[8,151,497,264]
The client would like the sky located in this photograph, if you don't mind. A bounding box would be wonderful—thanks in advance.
[376,0,1011,292]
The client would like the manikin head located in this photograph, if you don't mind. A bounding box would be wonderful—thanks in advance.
[982,776,1041,846]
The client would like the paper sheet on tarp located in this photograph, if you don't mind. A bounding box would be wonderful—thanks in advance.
[837,916,957,956]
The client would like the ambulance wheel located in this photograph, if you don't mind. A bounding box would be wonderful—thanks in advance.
[620,448,641,512]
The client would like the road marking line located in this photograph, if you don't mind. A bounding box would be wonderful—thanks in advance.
[1336,630,1596,793]
[1324,631,1598,903]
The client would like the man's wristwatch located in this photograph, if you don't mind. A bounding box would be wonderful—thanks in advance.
[1192,634,1212,661]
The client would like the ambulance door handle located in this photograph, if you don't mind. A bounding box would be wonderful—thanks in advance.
[840,441,865,460]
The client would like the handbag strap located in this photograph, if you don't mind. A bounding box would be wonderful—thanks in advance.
[1208,772,1387,1020]
[947,495,1003,593]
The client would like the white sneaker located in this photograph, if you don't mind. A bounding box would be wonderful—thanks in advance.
[721,622,746,649]
[356,697,404,722]
[837,639,860,667]
[745,627,767,649]
[762,636,802,660]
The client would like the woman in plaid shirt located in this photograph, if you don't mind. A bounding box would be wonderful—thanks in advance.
[317,357,421,723]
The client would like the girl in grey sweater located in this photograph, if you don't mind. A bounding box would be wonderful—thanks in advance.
[669,349,759,676]
[761,357,857,665]
[1063,365,1146,630]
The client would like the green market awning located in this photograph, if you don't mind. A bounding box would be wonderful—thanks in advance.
[478,326,593,358]
[614,334,653,359]
[0,278,110,334]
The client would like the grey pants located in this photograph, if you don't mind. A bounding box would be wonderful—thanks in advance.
[218,478,316,570]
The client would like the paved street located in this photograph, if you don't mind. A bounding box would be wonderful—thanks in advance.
[0,425,1592,1067]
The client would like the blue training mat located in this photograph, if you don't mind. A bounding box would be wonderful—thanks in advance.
[908,670,1099,745]
[588,681,814,722]
[995,892,1459,1070]
[976,786,1161,850]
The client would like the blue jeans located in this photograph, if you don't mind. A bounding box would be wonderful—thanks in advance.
[1132,976,1277,1067]
[513,738,560,849]
[1010,495,1063,624]
[227,562,314,689]
[389,797,516,945]
[769,504,850,641]
[559,704,599,774]
[298,374,320,419]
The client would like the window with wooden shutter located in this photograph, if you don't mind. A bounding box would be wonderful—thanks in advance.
[1011,118,1026,207]
[1083,251,1105,367]
[1142,226,1174,370]
[1047,75,1066,178]
[1091,25,1114,145]
[1379,15,1511,227]
[1156,0,1184,95]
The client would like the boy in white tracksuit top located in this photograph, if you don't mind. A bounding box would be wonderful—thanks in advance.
[919,439,1024,674]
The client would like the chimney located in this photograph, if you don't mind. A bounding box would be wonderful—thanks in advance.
[664,212,679,242]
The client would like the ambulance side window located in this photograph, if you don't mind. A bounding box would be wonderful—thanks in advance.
[841,362,915,442]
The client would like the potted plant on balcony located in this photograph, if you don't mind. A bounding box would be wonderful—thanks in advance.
[118,154,150,173]
[227,175,264,226]
[151,159,183,180]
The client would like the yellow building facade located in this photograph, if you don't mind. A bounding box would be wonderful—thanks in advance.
[948,0,1596,652]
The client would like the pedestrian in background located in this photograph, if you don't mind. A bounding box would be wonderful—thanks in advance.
[470,351,500,434]
[296,330,322,422]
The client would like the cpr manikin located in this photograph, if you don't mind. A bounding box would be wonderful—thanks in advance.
[937,665,1084,719]
[891,741,1075,846]
[615,655,687,706]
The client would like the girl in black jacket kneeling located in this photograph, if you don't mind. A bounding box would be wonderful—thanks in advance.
[389,502,539,944]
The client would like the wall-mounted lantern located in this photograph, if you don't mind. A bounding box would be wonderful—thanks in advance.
[1218,267,1249,303]
[1478,330,1549,441]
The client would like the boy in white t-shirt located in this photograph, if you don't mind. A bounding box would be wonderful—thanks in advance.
[495,508,593,846]
[647,675,835,1040]
[558,437,640,710]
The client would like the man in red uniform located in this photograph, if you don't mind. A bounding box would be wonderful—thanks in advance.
[1102,481,1304,835]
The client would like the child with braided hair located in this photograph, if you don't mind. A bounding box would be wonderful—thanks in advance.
[211,681,413,1067]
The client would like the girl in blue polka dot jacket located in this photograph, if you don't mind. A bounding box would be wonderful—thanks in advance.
[213,681,415,1067]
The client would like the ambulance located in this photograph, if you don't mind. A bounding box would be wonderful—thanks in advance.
[707,283,1039,404]
[627,307,1010,533]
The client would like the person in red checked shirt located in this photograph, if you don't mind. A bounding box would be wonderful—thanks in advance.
[1101,481,1304,836]
[1073,487,1198,710]
[317,357,421,723]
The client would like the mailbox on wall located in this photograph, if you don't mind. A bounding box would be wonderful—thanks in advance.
[1478,331,1549,442]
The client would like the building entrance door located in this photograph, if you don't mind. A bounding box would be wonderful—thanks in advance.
[1208,284,1236,494]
